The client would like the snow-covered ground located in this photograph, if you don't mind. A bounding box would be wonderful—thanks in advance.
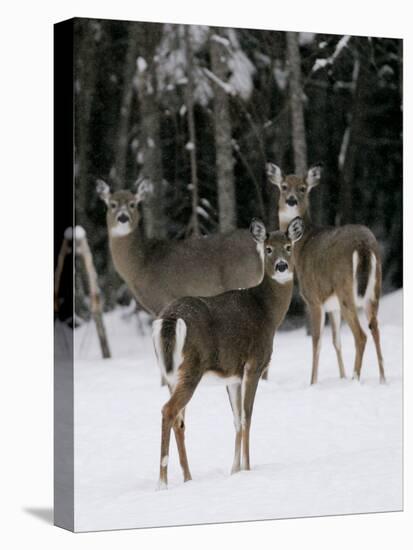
[73,291,402,532]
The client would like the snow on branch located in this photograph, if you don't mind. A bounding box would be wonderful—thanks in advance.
[312,35,351,73]
[211,33,231,48]
[203,67,236,96]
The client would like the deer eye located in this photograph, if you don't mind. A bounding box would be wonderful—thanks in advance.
[299,186,306,193]
[266,246,273,255]
[285,244,292,253]
[129,202,136,209]
[110,201,117,210]
[281,184,288,191]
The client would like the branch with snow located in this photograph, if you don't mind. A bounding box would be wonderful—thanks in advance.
[312,35,351,73]
[203,67,235,96]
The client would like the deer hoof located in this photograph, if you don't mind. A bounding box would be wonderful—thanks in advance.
[157,480,168,491]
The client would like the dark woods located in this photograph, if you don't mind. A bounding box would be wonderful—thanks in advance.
[73,19,402,319]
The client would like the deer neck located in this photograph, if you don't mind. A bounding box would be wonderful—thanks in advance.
[250,273,294,329]
[279,208,312,233]
[108,222,147,278]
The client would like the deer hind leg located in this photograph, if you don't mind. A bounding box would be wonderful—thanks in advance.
[366,300,386,383]
[340,301,367,381]
[309,304,325,385]
[329,310,346,379]
[159,367,199,489]
[226,382,242,474]
[240,366,261,471]
[172,408,192,482]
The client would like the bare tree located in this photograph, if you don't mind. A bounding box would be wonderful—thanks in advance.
[75,20,100,231]
[184,25,200,237]
[286,32,307,177]
[210,29,237,233]
[337,39,370,225]
[113,25,140,189]
[136,23,166,239]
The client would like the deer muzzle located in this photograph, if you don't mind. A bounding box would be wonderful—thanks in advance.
[117,212,130,224]
[275,260,289,273]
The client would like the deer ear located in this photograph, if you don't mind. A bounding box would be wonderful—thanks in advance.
[135,178,153,203]
[96,179,111,205]
[266,163,283,189]
[306,164,322,189]
[249,218,267,244]
[287,216,304,243]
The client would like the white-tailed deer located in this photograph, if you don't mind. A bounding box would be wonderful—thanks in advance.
[152,217,304,488]
[267,162,385,385]
[96,180,264,316]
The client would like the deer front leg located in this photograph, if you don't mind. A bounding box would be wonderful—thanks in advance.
[240,367,261,471]
[226,382,242,474]
[309,304,325,385]
[329,310,346,379]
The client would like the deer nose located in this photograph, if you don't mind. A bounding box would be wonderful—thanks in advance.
[276,260,289,272]
[286,196,298,207]
[117,213,130,224]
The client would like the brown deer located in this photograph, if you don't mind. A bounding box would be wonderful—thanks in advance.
[266,162,385,385]
[152,217,304,488]
[96,179,265,317]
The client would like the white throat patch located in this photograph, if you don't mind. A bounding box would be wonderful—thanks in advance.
[279,206,300,228]
[272,270,293,284]
[110,223,132,237]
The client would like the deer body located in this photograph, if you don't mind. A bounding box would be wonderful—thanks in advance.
[97,184,264,316]
[153,218,303,488]
[267,163,385,385]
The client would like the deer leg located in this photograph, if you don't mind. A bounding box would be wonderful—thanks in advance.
[240,367,260,471]
[366,301,386,383]
[340,303,367,381]
[329,310,346,379]
[309,305,325,385]
[226,382,242,474]
[172,408,192,482]
[159,370,199,489]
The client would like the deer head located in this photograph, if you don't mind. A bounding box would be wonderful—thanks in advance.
[266,163,322,229]
[250,217,304,284]
[96,179,151,237]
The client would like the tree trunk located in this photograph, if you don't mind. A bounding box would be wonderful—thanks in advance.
[136,23,166,239]
[269,107,290,230]
[286,32,307,177]
[337,40,370,225]
[75,20,99,233]
[184,25,200,237]
[308,77,329,225]
[210,29,237,233]
[113,25,140,189]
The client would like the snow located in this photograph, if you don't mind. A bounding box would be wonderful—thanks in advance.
[73,290,402,532]
[136,56,147,73]
[64,225,86,241]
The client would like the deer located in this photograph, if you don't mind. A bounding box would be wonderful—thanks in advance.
[266,162,385,385]
[96,179,265,317]
[152,217,304,489]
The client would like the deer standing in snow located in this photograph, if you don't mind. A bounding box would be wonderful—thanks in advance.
[267,163,385,385]
[96,180,265,317]
[152,217,304,488]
